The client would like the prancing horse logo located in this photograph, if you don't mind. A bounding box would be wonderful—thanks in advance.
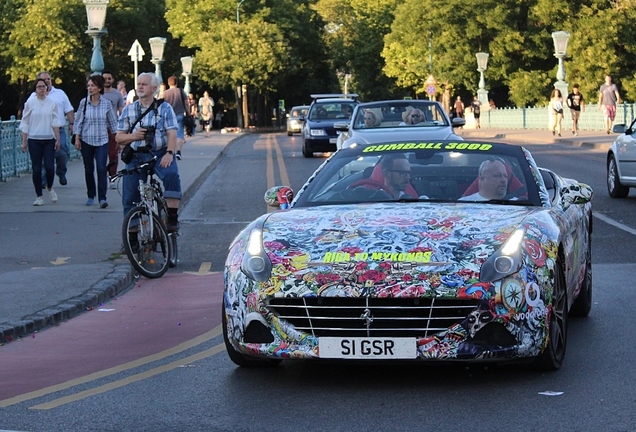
[360,308,374,329]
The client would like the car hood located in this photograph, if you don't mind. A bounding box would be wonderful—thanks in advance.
[257,203,541,298]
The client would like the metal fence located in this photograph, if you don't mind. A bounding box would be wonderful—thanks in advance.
[0,117,78,181]
[477,103,636,131]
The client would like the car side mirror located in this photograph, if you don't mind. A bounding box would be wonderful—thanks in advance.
[560,182,593,209]
[264,186,295,209]
[333,122,349,131]
[612,124,627,134]
[452,118,466,128]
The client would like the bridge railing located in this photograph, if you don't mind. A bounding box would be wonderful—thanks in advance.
[0,117,78,181]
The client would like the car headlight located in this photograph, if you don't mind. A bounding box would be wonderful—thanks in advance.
[309,129,327,137]
[480,229,524,282]
[241,228,272,282]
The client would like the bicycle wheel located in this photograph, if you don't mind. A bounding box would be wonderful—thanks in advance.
[122,206,170,278]
[168,232,178,268]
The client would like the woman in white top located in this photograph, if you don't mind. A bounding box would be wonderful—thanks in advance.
[20,78,61,206]
[549,89,564,137]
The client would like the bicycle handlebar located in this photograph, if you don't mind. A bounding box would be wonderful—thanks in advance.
[109,153,158,182]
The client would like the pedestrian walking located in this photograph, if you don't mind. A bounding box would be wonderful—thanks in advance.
[471,96,482,129]
[163,76,190,159]
[549,89,564,137]
[101,69,125,186]
[598,74,620,134]
[454,96,465,119]
[27,71,74,187]
[567,84,585,136]
[198,91,214,137]
[117,80,127,99]
[74,75,118,208]
[20,78,61,206]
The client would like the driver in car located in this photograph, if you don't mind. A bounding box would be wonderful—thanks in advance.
[460,159,509,201]
[381,154,415,198]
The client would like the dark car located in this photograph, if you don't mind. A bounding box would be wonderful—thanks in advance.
[300,94,359,158]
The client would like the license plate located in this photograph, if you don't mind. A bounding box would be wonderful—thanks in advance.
[319,337,416,359]
[329,138,337,144]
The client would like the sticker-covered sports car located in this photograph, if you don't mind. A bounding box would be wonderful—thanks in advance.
[223,140,593,371]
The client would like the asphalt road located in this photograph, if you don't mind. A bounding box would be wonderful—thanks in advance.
[1,133,635,431]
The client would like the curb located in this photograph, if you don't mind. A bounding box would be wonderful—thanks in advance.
[460,130,613,150]
[0,134,245,345]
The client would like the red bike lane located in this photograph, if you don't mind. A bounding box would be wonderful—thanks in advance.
[0,271,224,405]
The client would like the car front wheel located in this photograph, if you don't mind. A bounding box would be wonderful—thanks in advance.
[302,140,314,158]
[536,258,568,371]
[607,154,629,198]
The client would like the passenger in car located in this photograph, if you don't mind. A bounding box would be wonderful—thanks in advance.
[400,108,425,126]
[363,109,383,128]
[459,159,509,201]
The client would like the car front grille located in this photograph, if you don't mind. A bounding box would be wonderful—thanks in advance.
[267,297,480,338]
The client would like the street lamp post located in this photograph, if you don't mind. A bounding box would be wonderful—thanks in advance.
[476,52,489,109]
[237,0,246,23]
[83,0,110,75]
[344,73,351,95]
[149,37,167,85]
[181,56,193,95]
[552,31,570,97]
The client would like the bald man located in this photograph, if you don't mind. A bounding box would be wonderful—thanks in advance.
[461,159,508,201]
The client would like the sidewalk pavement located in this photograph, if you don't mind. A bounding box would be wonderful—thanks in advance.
[0,130,243,343]
[0,127,616,344]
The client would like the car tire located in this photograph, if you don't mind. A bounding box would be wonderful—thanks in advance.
[570,229,593,318]
[536,258,568,371]
[222,299,281,367]
[607,154,629,198]
[287,131,293,136]
[302,140,314,158]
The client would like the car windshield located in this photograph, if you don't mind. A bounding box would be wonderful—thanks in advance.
[352,101,449,130]
[309,102,355,120]
[294,141,543,207]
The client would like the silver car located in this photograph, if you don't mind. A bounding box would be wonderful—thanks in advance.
[607,120,636,197]
[286,105,309,136]
[335,100,465,150]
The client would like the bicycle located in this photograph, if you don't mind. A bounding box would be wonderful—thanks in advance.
[110,151,178,278]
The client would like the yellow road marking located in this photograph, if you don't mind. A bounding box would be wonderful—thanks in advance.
[183,261,213,275]
[0,325,223,408]
[30,344,226,410]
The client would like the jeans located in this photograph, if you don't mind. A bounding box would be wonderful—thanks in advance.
[80,142,109,202]
[175,113,185,140]
[122,147,182,216]
[41,128,68,182]
[29,138,56,197]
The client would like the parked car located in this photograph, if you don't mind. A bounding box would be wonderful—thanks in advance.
[300,94,359,158]
[223,139,593,370]
[335,99,465,150]
[286,105,309,136]
[607,120,636,197]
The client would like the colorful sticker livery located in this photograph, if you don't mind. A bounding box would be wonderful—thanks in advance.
[223,141,593,367]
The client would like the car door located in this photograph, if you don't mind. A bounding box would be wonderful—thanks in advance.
[615,117,636,180]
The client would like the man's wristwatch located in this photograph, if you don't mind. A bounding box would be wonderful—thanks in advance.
[166,150,174,155]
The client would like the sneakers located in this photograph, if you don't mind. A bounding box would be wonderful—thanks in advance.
[59,175,67,186]
[552,130,555,136]
[607,129,611,134]
[33,196,44,206]
[49,189,58,203]
[86,198,94,206]
[109,181,117,190]
[100,200,108,209]
[175,150,182,160]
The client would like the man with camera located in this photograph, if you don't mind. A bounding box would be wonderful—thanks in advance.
[115,72,182,232]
